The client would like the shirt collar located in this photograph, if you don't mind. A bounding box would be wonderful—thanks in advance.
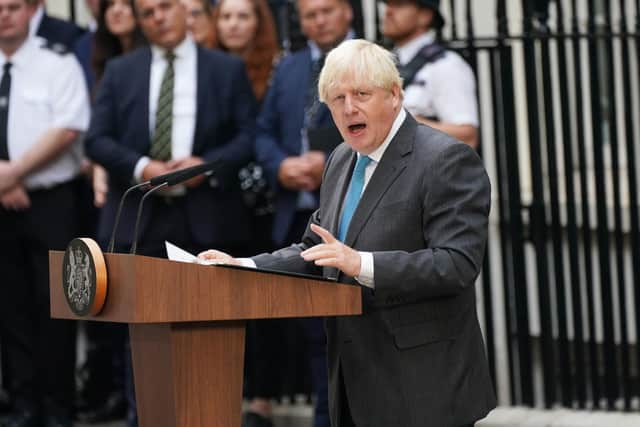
[29,6,44,38]
[363,108,407,164]
[395,32,435,65]
[0,36,37,68]
[151,34,196,63]
[308,28,355,61]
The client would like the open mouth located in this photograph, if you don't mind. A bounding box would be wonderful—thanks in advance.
[348,123,366,134]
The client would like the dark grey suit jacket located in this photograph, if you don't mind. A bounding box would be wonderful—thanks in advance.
[253,113,496,427]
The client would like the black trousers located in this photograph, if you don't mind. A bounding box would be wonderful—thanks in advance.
[0,181,79,418]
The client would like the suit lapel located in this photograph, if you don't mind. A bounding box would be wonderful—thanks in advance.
[138,49,152,149]
[344,114,417,247]
[325,150,357,236]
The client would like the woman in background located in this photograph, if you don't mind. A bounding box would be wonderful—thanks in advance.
[182,0,216,48]
[90,0,146,207]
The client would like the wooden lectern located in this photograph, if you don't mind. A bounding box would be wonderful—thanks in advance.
[49,252,361,427]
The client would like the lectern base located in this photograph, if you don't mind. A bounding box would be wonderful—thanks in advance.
[130,321,245,427]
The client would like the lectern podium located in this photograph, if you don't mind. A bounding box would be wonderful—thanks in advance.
[49,251,361,427]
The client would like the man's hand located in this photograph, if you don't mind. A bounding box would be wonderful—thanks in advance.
[277,156,316,191]
[301,224,361,277]
[92,164,109,208]
[0,161,21,194]
[1,185,31,211]
[167,156,205,188]
[303,150,326,189]
[141,160,172,182]
[197,249,241,266]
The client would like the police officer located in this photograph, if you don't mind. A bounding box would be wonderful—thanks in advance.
[382,0,479,148]
[0,0,90,425]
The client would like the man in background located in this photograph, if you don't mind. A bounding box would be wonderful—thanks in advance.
[382,0,479,148]
[0,0,90,425]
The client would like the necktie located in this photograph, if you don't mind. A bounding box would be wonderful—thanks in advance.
[304,54,326,129]
[338,155,372,241]
[149,52,175,161]
[0,62,12,160]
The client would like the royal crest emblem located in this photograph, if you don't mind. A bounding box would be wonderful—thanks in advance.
[62,238,107,316]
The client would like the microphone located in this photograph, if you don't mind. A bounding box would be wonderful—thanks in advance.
[107,181,150,253]
[129,161,219,255]
[148,161,218,187]
[130,182,168,255]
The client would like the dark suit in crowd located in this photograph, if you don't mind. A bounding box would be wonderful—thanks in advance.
[86,45,256,254]
[36,11,85,49]
[257,45,336,247]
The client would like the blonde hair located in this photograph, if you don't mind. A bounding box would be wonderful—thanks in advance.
[318,39,403,103]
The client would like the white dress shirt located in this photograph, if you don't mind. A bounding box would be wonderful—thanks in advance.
[396,32,478,126]
[133,36,197,183]
[1,36,90,190]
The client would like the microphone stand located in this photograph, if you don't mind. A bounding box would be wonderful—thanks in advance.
[107,181,150,253]
[130,182,169,255]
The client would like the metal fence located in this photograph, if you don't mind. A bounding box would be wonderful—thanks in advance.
[427,0,640,412]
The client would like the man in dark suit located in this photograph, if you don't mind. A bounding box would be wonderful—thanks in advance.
[200,39,496,427]
[29,0,85,49]
[86,0,256,257]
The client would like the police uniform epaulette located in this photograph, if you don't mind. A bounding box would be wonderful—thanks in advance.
[39,40,69,56]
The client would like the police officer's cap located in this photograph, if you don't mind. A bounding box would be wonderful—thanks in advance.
[383,0,445,29]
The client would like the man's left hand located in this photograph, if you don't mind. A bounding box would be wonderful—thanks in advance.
[301,224,361,277]
[167,157,205,187]
[0,161,20,194]
[1,185,31,211]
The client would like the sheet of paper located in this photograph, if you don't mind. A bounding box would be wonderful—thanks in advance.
[165,241,222,265]
[165,241,197,263]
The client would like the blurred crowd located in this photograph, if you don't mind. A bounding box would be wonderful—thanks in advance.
[0,0,478,426]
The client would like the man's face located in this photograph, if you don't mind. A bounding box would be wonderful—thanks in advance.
[0,0,33,45]
[298,0,352,52]
[382,0,433,44]
[326,78,401,155]
[136,0,187,50]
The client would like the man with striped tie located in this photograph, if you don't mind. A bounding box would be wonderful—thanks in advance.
[86,0,257,259]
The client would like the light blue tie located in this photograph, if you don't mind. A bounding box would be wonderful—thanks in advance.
[338,155,372,241]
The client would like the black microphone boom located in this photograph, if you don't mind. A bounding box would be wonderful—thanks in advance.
[129,161,218,254]
[107,181,150,253]
[129,182,169,255]
[148,161,217,187]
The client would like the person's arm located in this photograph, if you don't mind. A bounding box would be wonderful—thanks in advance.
[85,61,149,181]
[0,52,90,193]
[413,117,478,149]
[372,142,489,303]
[0,128,79,192]
[196,58,257,173]
[420,54,479,149]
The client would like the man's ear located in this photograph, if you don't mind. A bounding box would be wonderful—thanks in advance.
[344,1,354,24]
[390,84,402,108]
[418,7,434,31]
